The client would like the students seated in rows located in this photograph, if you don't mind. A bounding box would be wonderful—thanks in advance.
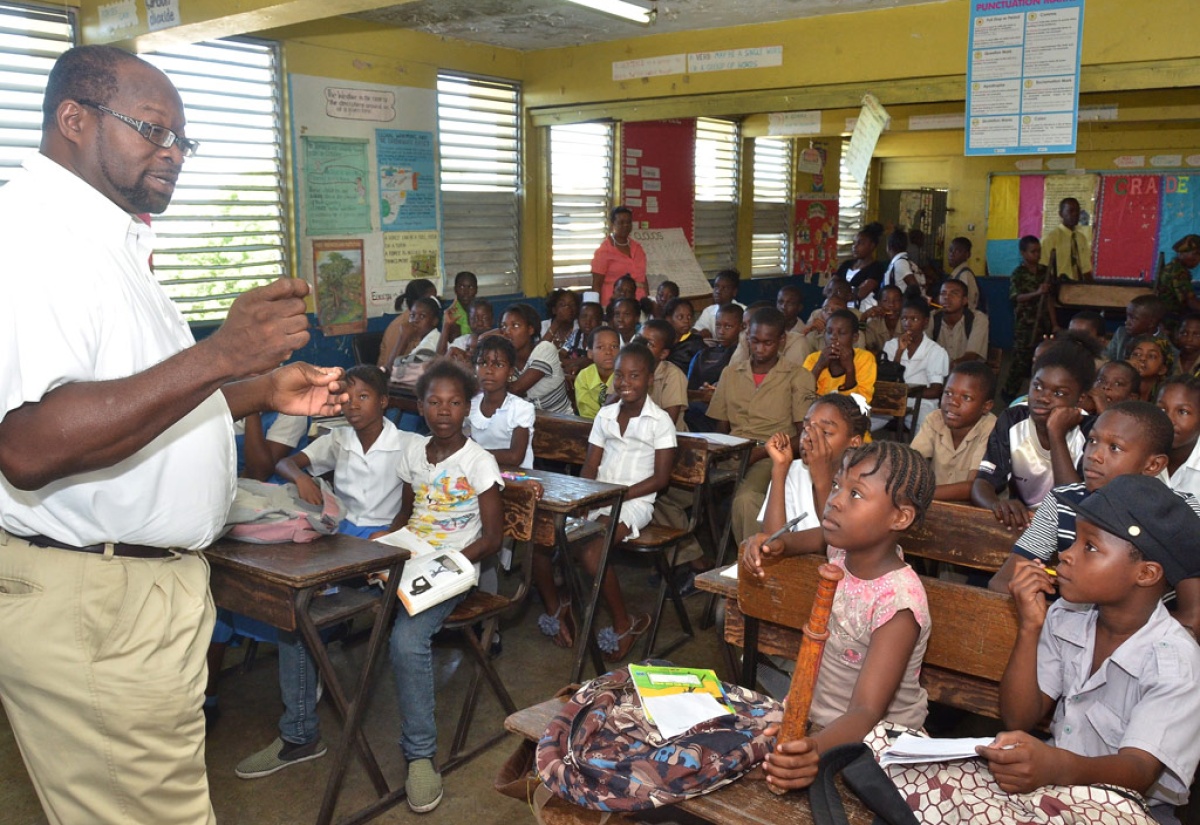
[468,336,535,469]
[609,296,641,347]
[441,270,477,345]
[1068,309,1108,354]
[385,360,505,813]
[744,443,937,791]
[731,300,814,368]
[662,297,704,372]
[383,295,442,376]
[708,307,817,543]
[987,402,1200,611]
[882,228,923,296]
[533,344,676,657]
[573,326,620,420]
[1173,313,1200,377]
[982,476,1200,824]
[541,288,580,351]
[1082,359,1139,415]
[640,319,688,429]
[684,303,740,432]
[1004,235,1053,400]
[1157,376,1200,501]
[500,302,574,415]
[235,365,408,780]
[911,360,997,502]
[776,284,805,334]
[378,278,437,370]
[880,296,949,430]
[1127,334,1173,402]
[696,268,744,339]
[802,281,865,353]
[446,298,494,364]
[804,309,877,404]
[609,274,654,324]
[653,279,679,320]
[972,340,1096,530]
[861,285,903,354]
[932,279,989,366]
[755,393,871,557]
[945,235,979,310]
[1105,294,1176,366]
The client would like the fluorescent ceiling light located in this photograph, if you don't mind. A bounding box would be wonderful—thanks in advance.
[563,0,656,25]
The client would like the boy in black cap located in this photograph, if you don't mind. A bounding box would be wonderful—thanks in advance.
[978,474,1200,823]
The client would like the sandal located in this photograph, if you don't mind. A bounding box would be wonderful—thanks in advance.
[598,613,651,662]
[537,598,575,649]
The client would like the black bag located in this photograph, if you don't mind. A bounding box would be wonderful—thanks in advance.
[876,352,906,383]
[810,742,919,825]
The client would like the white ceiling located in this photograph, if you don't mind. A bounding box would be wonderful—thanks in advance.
[351,0,945,52]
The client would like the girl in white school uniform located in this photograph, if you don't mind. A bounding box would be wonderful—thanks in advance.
[752,393,871,562]
[467,335,535,470]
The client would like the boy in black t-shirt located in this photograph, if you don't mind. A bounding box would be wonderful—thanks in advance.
[684,303,742,432]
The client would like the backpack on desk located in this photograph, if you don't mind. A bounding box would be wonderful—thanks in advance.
[535,664,781,812]
[223,478,345,544]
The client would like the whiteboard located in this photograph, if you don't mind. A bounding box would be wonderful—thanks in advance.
[630,227,711,297]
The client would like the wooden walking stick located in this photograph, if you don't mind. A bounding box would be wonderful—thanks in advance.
[768,562,844,795]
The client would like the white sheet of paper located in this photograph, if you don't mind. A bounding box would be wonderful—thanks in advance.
[642,692,731,739]
[879,734,993,766]
[719,564,739,579]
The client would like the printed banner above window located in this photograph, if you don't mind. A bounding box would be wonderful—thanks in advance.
[966,0,1085,156]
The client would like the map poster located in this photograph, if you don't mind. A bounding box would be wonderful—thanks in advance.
[384,231,440,282]
[302,136,372,236]
[793,196,839,276]
[313,239,367,335]
[376,129,437,232]
[966,0,1085,156]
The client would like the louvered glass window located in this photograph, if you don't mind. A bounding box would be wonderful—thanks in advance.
[838,136,869,259]
[693,117,739,276]
[437,72,520,297]
[550,121,613,290]
[143,38,286,322]
[0,2,74,185]
[751,136,792,276]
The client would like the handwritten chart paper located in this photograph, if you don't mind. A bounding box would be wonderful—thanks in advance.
[966,0,1085,156]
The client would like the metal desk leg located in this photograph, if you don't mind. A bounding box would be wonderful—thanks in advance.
[566,493,624,684]
[740,614,760,689]
[306,559,404,825]
[701,448,751,630]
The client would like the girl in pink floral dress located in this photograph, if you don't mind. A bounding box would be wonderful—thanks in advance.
[743,441,936,791]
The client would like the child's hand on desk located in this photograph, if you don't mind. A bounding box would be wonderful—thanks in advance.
[976,731,1059,794]
[760,728,820,791]
[1007,559,1054,629]
[989,498,1031,531]
[740,533,785,581]
[295,474,324,506]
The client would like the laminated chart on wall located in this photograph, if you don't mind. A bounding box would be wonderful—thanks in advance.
[302,136,373,236]
[966,0,1085,156]
[986,172,1200,280]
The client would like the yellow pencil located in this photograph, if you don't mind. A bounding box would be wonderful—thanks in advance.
[1044,567,1057,577]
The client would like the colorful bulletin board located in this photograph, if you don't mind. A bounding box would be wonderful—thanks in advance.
[793,196,839,275]
[621,119,696,245]
[987,172,1200,280]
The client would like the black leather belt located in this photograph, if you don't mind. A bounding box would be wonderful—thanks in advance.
[21,533,175,559]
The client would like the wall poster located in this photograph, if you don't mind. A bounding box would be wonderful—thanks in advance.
[313,238,367,335]
[301,136,372,236]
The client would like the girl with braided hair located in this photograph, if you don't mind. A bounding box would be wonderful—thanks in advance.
[745,441,936,792]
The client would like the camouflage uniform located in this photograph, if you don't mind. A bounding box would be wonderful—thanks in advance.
[1157,258,1197,318]
[1003,262,1048,398]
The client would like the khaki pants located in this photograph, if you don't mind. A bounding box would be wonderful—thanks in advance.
[650,486,705,567]
[731,458,774,547]
[0,532,216,825]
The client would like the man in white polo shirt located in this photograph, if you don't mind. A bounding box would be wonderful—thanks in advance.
[0,46,346,825]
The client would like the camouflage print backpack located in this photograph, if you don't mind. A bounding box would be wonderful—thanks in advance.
[535,664,782,812]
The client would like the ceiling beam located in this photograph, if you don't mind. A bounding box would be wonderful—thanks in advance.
[79,0,418,52]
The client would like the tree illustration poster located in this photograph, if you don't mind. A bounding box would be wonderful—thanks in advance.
[313,239,367,335]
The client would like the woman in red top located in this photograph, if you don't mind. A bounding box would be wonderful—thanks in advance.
[591,205,648,305]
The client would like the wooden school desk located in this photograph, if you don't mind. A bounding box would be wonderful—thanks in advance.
[206,534,408,825]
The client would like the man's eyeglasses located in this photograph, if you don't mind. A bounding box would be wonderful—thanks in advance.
[76,99,199,158]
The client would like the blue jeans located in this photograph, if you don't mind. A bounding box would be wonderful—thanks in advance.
[389,591,468,761]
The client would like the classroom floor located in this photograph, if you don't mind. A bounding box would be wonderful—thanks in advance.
[0,558,724,825]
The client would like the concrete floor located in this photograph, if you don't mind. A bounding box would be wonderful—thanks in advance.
[0,560,724,825]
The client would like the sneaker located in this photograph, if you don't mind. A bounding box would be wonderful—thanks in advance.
[235,737,327,779]
[405,758,444,813]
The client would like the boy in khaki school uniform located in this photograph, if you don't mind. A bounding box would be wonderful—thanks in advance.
[707,308,817,544]
[910,361,996,502]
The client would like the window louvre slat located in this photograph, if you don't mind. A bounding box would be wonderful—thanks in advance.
[752,136,793,277]
[694,117,739,277]
[838,136,869,260]
[550,121,613,291]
